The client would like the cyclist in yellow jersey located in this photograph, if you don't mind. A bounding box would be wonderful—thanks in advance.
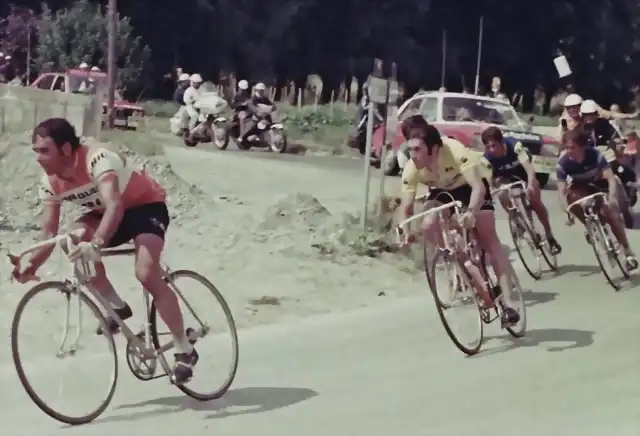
[400,115,520,326]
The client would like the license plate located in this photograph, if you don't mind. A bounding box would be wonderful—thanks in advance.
[531,155,556,173]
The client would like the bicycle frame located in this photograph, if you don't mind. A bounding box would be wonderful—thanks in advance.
[10,232,204,378]
[490,180,529,216]
[566,191,607,223]
[396,200,494,306]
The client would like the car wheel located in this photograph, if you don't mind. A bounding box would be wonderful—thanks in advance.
[536,173,550,189]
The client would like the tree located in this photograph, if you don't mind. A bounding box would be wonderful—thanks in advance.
[34,0,151,94]
[0,6,37,75]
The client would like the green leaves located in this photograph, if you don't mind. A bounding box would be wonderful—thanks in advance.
[34,0,150,93]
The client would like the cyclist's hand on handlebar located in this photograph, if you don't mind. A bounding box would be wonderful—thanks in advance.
[459,211,476,229]
[69,241,101,262]
[8,255,40,284]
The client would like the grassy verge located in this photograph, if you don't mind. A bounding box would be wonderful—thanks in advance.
[135,99,563,155]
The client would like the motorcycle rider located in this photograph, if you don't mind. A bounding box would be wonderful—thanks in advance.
[232,80,251,107]
[242,82,275,142]
[173,73,190,105]
[580,99,637,224]
[181,73,203,132]
[559,93,638,140]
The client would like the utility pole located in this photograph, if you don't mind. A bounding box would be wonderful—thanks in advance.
[106,0,117,128]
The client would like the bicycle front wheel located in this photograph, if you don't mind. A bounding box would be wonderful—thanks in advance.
[428,251,483,356]
[150,270,239,401]
[11,281,118,425]
[508,212,542,280]
[587,219,625,290]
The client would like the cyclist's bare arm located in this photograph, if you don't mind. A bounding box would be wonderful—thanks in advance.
[516,143,537,185]
[461,166,487,213]
[28,201,61,267]
[91,172,125,247]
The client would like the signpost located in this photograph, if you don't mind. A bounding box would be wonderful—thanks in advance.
[360,59,398,229]
[376,62,398,226]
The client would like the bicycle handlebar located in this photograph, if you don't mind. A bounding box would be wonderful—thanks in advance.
[9,229,86,262]
[490,180,526,197]
[395,200,463,241]
[566,192,607,214]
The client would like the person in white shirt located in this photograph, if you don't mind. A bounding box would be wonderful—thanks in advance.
[182,74,203,131]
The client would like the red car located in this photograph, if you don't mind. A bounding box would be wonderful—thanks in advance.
[31,69,145,130]
[371,91,561,188]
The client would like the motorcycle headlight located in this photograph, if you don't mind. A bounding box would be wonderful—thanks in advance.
[542,143,560,157]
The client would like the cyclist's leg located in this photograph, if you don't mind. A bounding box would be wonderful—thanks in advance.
[565,185,590,226]
[601,179,638,267]
[126,202,198,383]
[521,171,562,253]
[470,183,521,324]
[73,214,133,333]
[493,176,513,213]
[420,190,452,247]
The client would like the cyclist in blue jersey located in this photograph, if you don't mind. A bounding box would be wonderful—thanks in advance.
[557,128,638,269]
[481,126,562,255]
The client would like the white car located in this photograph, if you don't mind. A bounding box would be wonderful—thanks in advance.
[371,91,561,187]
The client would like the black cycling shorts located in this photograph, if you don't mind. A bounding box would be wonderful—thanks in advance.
[85,202,170,247]
[570,179,609,195]
[494,166,529,185]
[427,180,494,212]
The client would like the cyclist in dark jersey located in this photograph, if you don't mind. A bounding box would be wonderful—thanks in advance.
[557,128,638,269]
[481,126,561,254]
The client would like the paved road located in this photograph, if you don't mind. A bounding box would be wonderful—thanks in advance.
[1,146,639,435]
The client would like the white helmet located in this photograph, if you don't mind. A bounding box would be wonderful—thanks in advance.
[178,73,190,81]
[90,66,100,72]
[564,93,583,107]
[238,79,249,90]
[189,73,203,83]
[255,82,266,91]
[580,99,598,115]
[79,62,89,69]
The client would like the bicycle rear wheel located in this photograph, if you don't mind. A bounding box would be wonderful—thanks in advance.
[504,268,527,338]
[150,270,239,401]
[428,251,483,356]
[587,219,626,290]
[11,281,118,425]
[508,212,542,280]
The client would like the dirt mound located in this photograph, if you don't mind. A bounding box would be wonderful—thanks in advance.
[0,140,209,234]
[254,193,399,259]
[258,193,331,231]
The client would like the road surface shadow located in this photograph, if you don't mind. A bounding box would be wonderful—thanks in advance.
[91,386,318,425]
[553,263,602,277]
[481,327,595,356]
[522,289,558,307]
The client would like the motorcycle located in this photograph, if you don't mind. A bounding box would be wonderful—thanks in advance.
[213,103,287,153]
[168,92,229,148]
[589,118,638,208]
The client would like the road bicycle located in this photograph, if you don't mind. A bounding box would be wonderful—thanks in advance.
[397,200,526,356]
[491,180,557,279]
[566,191,631,290]
[9,231,239,425]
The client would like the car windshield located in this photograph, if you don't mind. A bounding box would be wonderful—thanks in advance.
[67,73,107,95]
[442,97,522,127]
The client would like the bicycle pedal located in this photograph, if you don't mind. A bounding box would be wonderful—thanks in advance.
[186,327,197,345]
